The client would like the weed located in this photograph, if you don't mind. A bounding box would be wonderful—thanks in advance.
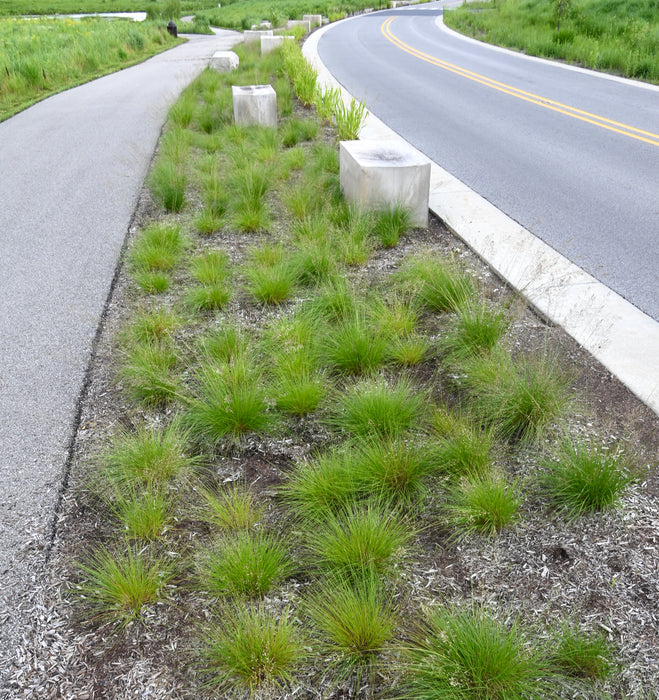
[196,530,293,598]
[541,437,637,517]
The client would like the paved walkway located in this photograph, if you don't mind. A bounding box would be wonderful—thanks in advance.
[0,29,241,689]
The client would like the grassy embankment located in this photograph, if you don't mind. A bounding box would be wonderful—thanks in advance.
[199,0,406,31]
[0,17,183,120]
[444,0,659,83]
[0,0,218,15]
[61,34,656,698]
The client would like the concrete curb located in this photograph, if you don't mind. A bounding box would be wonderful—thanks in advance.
[304,19,659,417]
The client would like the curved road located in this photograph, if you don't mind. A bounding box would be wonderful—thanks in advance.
[0,29,241,692]
[318,4,659,320]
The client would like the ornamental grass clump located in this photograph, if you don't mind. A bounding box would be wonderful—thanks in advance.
[243,245,297,306]
[550,625,614,680]
[306,500,413,579]
[317,311,388,375]
[185,250,232,312]
[148,158,187,212]
[540,437,637,517]
[102,421,194,490]
[443,472,521,539]
[200,483,264,531]
[404,607,557,700]
[398,254,475,313]
[117,340,182,408]
[461,348,574,443]
[327,376,427,440]
[196,530,293,598]
[307,573,397,680]
[282,449,361,521]
[128,222,185,274]
[110,485,172,541]
[441,299,510,360]
[186,358,274,443]
[374,205,413,248]
[77,546,174,630]
[352,438,435,506]
[199,603,305,695]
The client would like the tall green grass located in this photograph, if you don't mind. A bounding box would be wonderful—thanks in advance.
[0,17,180,121]
[445,0,659,83]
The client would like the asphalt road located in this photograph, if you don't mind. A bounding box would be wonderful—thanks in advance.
[318,4,659,320]
[0,29,241,691]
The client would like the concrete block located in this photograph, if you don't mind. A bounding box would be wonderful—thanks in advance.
[232,85,277,128]
[243,29,273,45]
[286,19,311,32]
[339,140,431,227]
[261,35,295,54]
[303,14,322,27]
[209,50,239,72]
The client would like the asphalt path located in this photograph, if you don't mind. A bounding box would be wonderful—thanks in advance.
[0,29,241,690]
[318,5,659,320]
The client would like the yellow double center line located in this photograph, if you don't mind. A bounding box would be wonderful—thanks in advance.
[381,16,659,149]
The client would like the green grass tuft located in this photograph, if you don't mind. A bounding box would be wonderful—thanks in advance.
[326,376,427,440]
[404,606,556,700]
[200,603,304,694]
[77,546,174,629]
[196,530,292,598]
[541,437,637,517]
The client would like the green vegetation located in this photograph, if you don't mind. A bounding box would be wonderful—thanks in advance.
[67,36,645,698]
[445,0,659,83]
[0,17,180,121]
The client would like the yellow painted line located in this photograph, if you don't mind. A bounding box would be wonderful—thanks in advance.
[381,17,659,148]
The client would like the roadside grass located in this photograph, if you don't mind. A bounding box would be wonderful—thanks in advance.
[65,36,653,698]
[0,17,181,121]
[444,0,659,84]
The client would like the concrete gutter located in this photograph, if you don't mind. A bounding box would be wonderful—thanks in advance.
[304,20,659,417]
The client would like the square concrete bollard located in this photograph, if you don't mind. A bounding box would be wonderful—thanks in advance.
[339,140,431,228]
[303,14,322,27]
[232,85,277,128]
[209,50,239,72]
[261,35,295,54]
[286,19,312,32]
[243,29,273,45]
